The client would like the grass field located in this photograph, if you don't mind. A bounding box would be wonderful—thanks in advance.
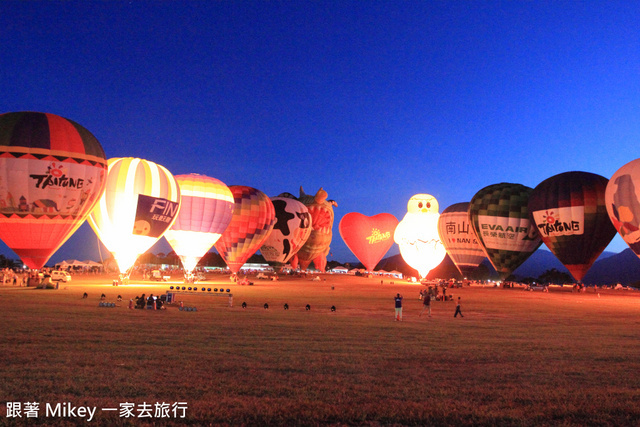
[2,273,640,426]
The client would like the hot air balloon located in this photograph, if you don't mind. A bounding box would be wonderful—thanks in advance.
[87,158,181,275]
[0,112,107,269]
[394,194,447,279]
[339,212,398,272]
[292,187,337,272]
[605,158,640,257]
[213,186,276,273]
[164,174,234,278]
[437,202,485,278]
[468,183,541,279]
[529,171,616,282]
[260,195,312,265]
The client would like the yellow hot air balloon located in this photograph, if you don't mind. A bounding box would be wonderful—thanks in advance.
[87,158,181,275]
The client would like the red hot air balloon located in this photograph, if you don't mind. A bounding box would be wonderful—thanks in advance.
[214,186,276,273]
[339,212,398,272]
[529,171,616,282]
[0,112,107,269]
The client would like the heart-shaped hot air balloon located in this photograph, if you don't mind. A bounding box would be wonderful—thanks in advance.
[468,183,541,279]
[88,158,181,275]
[260,195,312,265]
[437,202,486,278]
[214,186,276,273]
[339,212,398,272]
[605,158,640,258]
[0,112,108,269]
[164,174,234,277]
[529,171,616,282]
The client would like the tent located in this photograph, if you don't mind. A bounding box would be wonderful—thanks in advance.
[55,259,87,268]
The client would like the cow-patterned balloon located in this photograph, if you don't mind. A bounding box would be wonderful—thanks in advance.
[260,196,312,264]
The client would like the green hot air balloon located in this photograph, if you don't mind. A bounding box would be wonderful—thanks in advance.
[468,183,541,279]
[528,171,616,282]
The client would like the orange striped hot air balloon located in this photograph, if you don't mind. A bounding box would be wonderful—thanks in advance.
[0,112,107,269]
[164,174,234,275]
[214,186,276,273]
[87,158,181,274]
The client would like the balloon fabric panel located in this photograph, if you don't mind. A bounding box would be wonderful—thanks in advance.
[469,183,541,279]
[164,174,234,274]
[529,172,616,282]
[0,112,107,269]
[605,158,640,258]
[214,186,275,273]
[260,196,311,264]
[438,202,486,277]
[339,212,398,272]
[87,157,180,274]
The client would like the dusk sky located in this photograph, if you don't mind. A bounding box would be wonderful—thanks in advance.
[2,1,639,265]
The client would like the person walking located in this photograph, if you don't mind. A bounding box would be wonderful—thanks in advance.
[394,293,403,321]
[419,293,431,317]
[454,297,463,318]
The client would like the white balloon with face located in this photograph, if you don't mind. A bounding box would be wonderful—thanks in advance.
[395,194,447,278]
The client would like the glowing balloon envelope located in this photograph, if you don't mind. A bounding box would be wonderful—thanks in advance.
[437,202,485,277]
[394,194,447,279]
[164,174,234,275]
[260,196,312,264]
[87,158,181,274]
[605,158,640,258]
[468,183,541,279]
[529,171,616,282]
[0,112,107,269]
[294,187,337,272]
[214,186,276,273]
[339,212,399,272]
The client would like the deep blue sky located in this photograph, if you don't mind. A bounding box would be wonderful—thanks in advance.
[1,1,639,265]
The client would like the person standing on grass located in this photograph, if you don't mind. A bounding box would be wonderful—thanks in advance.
[454,297,463,318]
[419,293,431,317]
[394,293,403,321]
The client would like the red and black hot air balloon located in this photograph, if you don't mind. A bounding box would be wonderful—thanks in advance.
[0,112,107,269]
[528,171,616,282]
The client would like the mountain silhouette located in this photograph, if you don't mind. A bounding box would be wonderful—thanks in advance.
[372,248,640,285]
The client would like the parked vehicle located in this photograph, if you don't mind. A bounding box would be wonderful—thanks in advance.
[51,271,72,282]
[151,270,170,281]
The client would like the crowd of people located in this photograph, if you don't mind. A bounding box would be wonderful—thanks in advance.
[131,293,166,310]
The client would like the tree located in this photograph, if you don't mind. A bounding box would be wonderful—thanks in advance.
[538,268,574,285]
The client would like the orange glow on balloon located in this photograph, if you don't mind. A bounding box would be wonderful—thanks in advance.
[339,212,398,272]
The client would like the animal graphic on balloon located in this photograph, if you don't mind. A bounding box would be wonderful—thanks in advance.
[0,111,108,270]
[290,187,337,272]
[260,195,312,265]
[394,194,447,279]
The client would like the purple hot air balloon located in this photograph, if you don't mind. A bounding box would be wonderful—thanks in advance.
[164,174,234,275]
